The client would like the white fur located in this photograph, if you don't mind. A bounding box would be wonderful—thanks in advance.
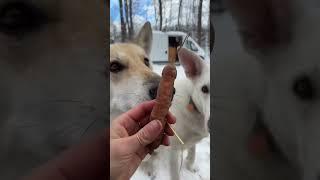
[213,3,320,180]
[109,22,159,121]
[110,75,153,120]
[139,48,210,180]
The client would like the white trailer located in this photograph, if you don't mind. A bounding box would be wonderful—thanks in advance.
[149,31,168,63]
[150,31,206,64]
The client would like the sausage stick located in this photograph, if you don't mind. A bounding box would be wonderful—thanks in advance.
[148,64,177,151]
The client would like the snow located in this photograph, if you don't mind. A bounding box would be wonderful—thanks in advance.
[131,64,210,180]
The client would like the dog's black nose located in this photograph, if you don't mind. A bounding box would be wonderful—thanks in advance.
[171,87,176,101]
[149,86,158,99]
[149,87,176,100]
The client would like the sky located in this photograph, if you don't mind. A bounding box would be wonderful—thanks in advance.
[110,0,155,24]
[110,0,210,39]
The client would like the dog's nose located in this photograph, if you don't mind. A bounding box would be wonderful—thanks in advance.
[149,87,175,100]
[149,86,158,99]
[172,87,176,101]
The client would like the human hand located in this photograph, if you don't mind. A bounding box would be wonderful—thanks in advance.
[110,100,176,180]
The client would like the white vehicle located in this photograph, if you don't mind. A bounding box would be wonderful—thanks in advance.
[150,31,206,63]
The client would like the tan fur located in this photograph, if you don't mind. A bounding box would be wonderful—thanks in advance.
[110,43,154,82]
[110,22,160,121]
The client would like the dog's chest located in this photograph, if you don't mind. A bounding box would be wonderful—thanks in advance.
[170,95,207,148]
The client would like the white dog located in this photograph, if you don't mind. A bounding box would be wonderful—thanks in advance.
[213,0,320,179]
[139,47,210,180]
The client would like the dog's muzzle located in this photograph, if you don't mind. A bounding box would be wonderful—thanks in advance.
[149,86,176,101]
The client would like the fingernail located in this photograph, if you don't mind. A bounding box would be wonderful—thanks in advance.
[150,120,162,130]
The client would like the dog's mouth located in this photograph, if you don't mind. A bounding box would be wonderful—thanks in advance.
[248,111,288,162]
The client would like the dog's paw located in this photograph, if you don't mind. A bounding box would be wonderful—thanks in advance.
[186,164,199,172]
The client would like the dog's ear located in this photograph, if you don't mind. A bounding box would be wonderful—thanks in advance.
[225,0,298,56]
[178,47,203,79]
[134,22,153,55]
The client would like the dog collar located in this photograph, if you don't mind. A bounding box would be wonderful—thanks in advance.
[187,97,199,113]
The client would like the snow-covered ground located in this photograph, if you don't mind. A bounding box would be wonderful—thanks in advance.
[131,64,210,180]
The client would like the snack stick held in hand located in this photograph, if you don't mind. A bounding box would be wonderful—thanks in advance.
[148,63,177,151]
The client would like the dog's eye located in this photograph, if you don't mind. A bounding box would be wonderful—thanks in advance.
[201,85,209,94]
[293,75,315,100]
[144,57,150,67]
[0,2,48,36]
[110,61,125,73]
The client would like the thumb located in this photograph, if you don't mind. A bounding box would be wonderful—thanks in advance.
[127,120,163,151]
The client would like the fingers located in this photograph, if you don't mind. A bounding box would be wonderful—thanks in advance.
[132,114,175,137]
[139,111,176,129]
[162,135,170,146]
[114,101,155,136]
[166,112,176,124]
[164,123,174,136]
[126,120,163,151]
[125,100,155,123]
[135,134,170,160]
[114,100,176,138]
[117,104,176,136]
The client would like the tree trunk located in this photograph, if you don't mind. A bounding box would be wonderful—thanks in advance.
[169,0,173,28]
[124,0,130,39]
[129,0,134,38]
[153,0,158,29]
[158,0,163,31]
[192,0,196,27]
[177,0,183,30]
[119,0,127,42]
[197,0,203,46]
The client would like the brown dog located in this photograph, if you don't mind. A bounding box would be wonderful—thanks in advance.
[110,22,160,121]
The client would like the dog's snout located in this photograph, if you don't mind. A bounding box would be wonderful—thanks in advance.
[149,86,158,99]
[149,87,175,100]
[172,87,176,101]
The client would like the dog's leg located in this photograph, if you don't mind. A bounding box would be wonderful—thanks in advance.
[170,149,181,180]
[186,145,199,172]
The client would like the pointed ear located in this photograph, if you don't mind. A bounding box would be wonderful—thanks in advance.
[225,0,297,55]
[134,22,153,55]
[178,48,203,79]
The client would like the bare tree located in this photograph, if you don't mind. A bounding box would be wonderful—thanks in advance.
[197,0,203,46]
[192,0,196,26]
[169,0,173,28]
[129,0,134,38]
[153,0,158,29]
[124,0,130,39]
[158,0,163,30]
[119,0,127,42]
[177,0,183,30]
